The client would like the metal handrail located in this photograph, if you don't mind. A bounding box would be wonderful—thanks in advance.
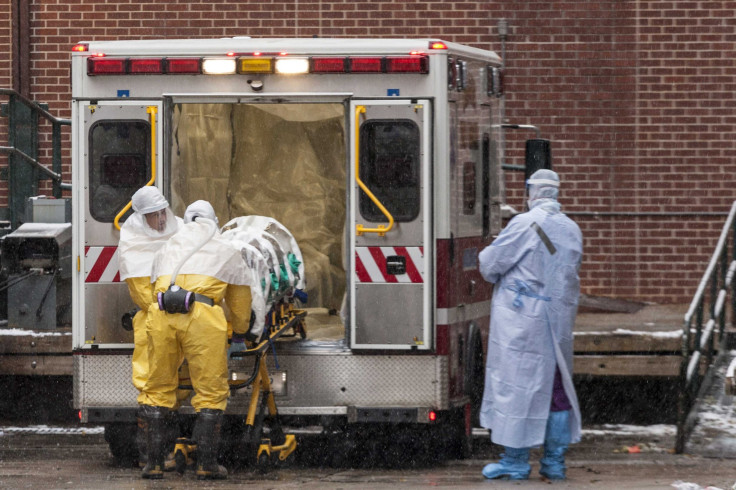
[354,105,395,237]
[113,106,158,230]
[675,200,736,453]
[0,88,72,197]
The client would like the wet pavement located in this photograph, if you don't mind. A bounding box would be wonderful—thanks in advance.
[0,423,734,489]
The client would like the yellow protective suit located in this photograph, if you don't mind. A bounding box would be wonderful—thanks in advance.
[138,274,251,410]
[118,203,181,392]
[125,277,155,390]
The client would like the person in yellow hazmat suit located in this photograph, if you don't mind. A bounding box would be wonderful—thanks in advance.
[139,200,253,480]
[118,186,182,470]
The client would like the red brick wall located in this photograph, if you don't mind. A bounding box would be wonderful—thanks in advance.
[0,0,733,304]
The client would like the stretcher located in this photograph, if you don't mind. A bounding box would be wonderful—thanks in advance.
[173,300,306,473]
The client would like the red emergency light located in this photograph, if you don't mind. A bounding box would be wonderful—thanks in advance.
[166,58,202,74]
[386,56,429,74]
[87,57,126,75]
[72,43,88,52]
[349,57,383,73]
[129,58,164,74]
[311,57,348,73]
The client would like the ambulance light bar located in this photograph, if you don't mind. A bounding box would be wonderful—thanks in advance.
[86,54,429,76]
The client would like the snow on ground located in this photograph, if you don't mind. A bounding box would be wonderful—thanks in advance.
[582,424,676,437]
[0,425,104,435]
[0,328,70,336]
[574,328,683,338]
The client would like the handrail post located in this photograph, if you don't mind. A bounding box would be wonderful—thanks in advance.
[52,121,62,198]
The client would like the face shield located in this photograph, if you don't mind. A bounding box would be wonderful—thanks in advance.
[526,169,560,208]
[128,186,179,238]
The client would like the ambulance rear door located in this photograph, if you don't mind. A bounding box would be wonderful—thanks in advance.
[349,99,432,350]
[74,101,162,349]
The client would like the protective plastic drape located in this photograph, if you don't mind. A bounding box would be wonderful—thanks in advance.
[170,103,346,310]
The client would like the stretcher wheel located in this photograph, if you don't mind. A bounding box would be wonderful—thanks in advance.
[174,449,187,474]
[257,452,270,473]
[277,450,295,467]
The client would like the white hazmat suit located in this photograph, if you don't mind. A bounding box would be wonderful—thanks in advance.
[478,169,583,450]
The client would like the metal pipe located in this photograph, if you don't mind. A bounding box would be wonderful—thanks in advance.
[0,89,71,126]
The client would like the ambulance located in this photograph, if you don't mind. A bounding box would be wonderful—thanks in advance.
[70,37,545,460]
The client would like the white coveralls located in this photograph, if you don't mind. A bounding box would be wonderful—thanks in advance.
[118,197,181,391]
[478,198,583,449]
[139,220,252,411]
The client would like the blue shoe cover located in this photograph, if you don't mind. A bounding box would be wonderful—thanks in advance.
[482,462,530,480]
[540,465,566,480]
[481,447,530,480]
[540,410,570,480]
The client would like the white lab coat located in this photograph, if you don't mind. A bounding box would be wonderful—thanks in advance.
[478,199,583,448]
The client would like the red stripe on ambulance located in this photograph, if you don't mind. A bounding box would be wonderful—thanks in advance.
[355,246,424,283]
[85,246,121,283]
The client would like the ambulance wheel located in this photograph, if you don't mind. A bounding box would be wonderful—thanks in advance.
[465,327,485,427]
[104,423,138,467]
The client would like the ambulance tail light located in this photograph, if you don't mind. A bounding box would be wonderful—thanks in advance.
[349,57,383,73]
[129,58,164,74]
[275,58,309,74]
[385,56,429,74]
[87,57,126,75]
[311,57,348,73]
[166,58,202,74]
[238,57,273,74]
[202,58,236,75]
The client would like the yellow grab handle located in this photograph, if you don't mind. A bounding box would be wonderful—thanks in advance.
[354,105,394,237]
[113,106,158,230]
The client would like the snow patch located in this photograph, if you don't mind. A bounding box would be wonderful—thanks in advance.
[0,425,104,435]
[0,328,70,337]
[575,328,683,338]
[583,424,676,437]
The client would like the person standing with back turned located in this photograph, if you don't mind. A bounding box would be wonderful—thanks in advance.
[478,169,583,481]
[138,200,252,480]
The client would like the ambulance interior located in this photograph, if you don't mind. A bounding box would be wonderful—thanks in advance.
[169,103,347,343]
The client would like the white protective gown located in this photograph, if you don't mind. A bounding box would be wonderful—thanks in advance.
[478,199,583,448]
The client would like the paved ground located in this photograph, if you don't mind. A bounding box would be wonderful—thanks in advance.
[0,424,734,489]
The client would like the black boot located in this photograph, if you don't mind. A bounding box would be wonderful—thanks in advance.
[136,407,147,468]
[140,405,168,479]
[193,409,227,480]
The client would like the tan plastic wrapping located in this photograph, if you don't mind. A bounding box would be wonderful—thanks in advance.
[170,103,346,310]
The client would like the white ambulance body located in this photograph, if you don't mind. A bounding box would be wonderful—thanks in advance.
[71,38,506,454]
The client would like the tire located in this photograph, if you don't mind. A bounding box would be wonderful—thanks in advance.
[104,423,138,467]
[466,329,485,427]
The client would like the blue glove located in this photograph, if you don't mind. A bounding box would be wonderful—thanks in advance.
[228,332,248,357]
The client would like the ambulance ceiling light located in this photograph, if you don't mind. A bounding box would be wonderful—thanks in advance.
[429,41,448,50]
[202,58,237,75]
[275,58,309,75]
[72,43,88,52]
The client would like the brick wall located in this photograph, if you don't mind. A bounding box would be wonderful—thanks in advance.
[0,0,733,304]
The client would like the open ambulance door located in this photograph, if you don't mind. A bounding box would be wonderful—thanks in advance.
[73,101,163,349]
[349,99,433,350]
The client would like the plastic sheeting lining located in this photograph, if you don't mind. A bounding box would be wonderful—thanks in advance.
[170,103,346,311]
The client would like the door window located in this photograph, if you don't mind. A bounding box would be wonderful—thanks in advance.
[88,120,150,222]
[358,119,420,222]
